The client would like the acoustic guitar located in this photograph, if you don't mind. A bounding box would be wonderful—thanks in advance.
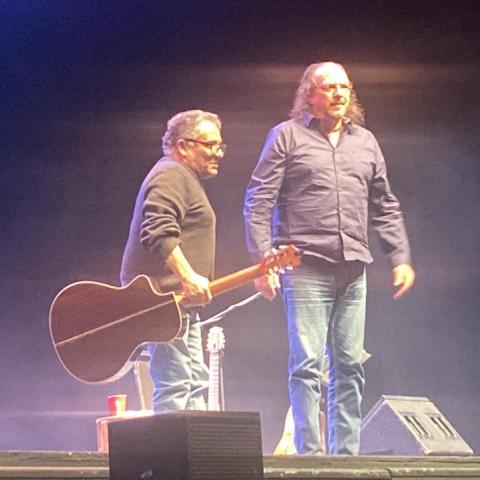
[49,245,301,384]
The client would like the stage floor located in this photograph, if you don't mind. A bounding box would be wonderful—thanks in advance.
[1,451,480,479]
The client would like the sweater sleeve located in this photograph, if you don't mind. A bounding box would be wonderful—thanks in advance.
[140,167,188,261]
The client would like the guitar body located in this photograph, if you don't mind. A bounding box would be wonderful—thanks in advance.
[49,275,184,383]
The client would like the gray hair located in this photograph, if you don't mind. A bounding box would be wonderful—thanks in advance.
[162,109,222,155]
[290,62,365,126]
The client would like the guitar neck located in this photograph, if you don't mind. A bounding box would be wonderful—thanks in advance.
[207,351,223,411]
[209,263,268,297]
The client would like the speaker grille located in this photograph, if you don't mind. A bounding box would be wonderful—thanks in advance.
[189,421,263,479]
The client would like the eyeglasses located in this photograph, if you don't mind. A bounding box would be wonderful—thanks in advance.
[317,83,352,94]
[183,138,228,154]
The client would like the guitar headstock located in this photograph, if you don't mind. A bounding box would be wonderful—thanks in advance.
[263,245,302,273]
[207,326,225,353]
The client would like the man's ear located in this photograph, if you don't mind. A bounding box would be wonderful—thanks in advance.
[176,138,188,156]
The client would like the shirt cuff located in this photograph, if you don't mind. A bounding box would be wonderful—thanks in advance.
[390,251,412,268]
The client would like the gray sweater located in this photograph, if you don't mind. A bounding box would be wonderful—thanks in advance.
[120,157,216,292]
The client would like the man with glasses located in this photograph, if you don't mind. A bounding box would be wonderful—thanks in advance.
[121,109,226,412]
[244,62,415,454]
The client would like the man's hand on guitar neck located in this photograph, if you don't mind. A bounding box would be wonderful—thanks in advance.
[254,272,280,301]
[166,245,212,306]
[254,247,282,300]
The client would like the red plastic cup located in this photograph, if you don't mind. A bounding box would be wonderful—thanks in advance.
[107,394,127,416]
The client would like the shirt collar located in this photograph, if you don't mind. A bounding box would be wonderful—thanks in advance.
[302,111,355,134]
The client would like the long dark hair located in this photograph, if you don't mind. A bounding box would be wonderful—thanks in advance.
[290,62,365,126]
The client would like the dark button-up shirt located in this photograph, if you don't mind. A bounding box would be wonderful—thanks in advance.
[244,113,411,267]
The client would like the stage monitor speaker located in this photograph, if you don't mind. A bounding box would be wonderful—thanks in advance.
[108,411,264,480]
[360,395,473,456]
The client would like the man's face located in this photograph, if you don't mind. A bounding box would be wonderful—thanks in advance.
[181,120,225,179]
[308,64,352,121]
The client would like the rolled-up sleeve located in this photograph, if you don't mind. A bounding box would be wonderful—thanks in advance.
[140,169,187,261]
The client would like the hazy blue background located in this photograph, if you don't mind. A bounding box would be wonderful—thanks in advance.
[1,1,479,453]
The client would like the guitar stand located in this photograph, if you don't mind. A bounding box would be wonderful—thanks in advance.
[132,350,154,411]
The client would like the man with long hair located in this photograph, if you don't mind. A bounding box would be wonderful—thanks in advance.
[244,62,415,455]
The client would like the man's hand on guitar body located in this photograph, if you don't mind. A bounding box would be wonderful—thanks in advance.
[166,245,212,306]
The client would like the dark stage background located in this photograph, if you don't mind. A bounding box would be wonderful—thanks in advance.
[1,1,479,454]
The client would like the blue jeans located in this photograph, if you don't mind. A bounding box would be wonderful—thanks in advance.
[281,257,366,455]
[148,310,209,412]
